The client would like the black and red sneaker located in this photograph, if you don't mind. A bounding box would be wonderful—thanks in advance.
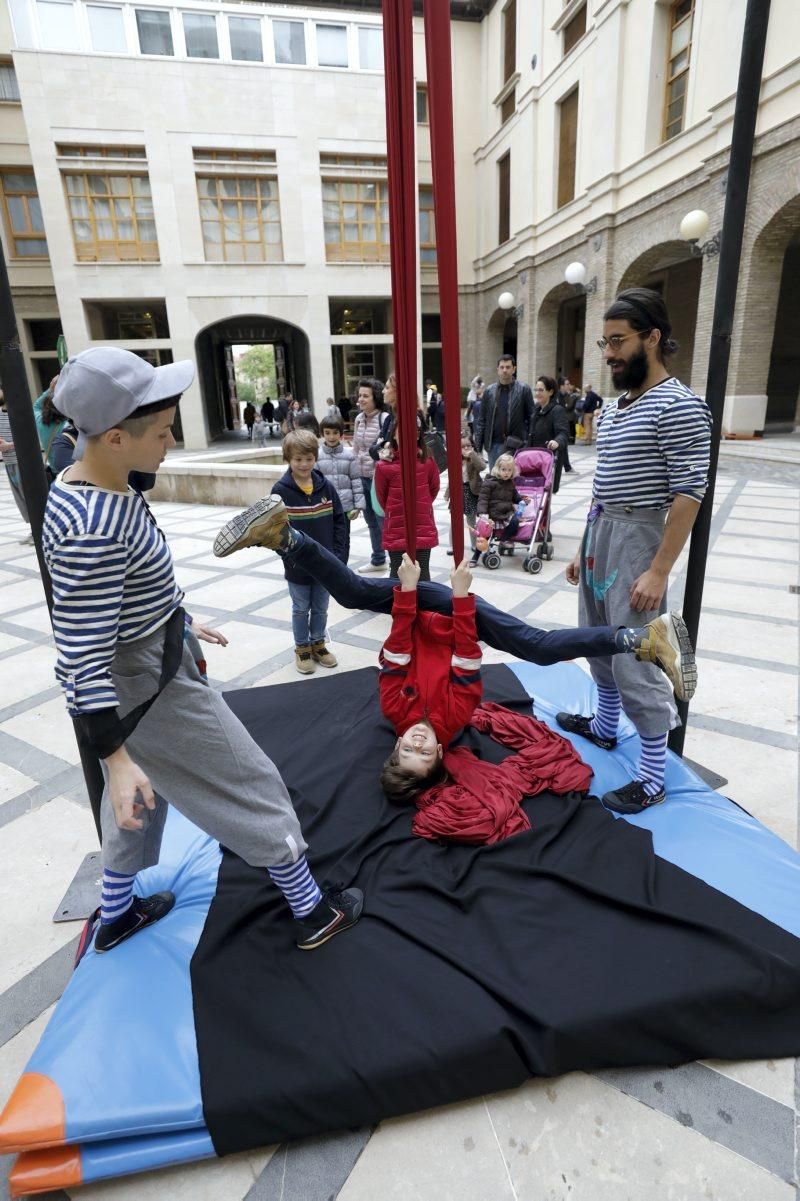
[295,887,363,951]
[94,891,176,954]
[556,711,617,751]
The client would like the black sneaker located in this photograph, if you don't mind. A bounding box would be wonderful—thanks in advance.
[602,780,666,814]
[94,891,176,954]
[295,886,363,951]
[556,712,617,751]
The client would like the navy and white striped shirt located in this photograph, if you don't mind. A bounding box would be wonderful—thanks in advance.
[42,475,183,716]
[593,378,711,509]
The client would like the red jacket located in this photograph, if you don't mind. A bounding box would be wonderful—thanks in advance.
[374,455,440,550]
[413,702,593,845]
[379,587,482,745]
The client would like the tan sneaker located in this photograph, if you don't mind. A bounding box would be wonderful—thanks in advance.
[295,645,316,674]
[311,641,338,668]
[213,496,289,558]
[635,612,697,702]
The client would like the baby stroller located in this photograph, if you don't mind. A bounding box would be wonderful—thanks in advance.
[475,448,555,574]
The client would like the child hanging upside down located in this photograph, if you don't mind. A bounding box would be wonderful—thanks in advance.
[378,553,482,801]
[213,496,698,815]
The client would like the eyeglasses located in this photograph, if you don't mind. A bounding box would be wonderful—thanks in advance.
[596,332,650,352]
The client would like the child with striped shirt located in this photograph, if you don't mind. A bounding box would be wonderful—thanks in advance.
[44,348,362,955]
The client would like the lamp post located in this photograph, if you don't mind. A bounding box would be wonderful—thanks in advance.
[680,209,722,258]
[498,290,524,321]
[564,261,597,293]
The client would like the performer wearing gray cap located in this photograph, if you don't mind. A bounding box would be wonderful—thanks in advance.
[43,347,363,955]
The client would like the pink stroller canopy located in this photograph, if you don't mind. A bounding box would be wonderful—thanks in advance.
[514,448,555,487]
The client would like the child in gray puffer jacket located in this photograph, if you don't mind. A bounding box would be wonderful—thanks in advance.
[318,416,366,563]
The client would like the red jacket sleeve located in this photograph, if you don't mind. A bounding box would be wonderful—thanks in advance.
[445,594,483,733]
[378,587,417,731]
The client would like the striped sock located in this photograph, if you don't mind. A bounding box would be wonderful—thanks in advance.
[100,869,135,925]
[267,855,323,919]
[638,733,667,795]
[590,685,622,742]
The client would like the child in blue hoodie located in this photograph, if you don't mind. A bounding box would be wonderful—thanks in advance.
[272,428,348,674]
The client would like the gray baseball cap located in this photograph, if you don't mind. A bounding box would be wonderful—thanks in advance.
[54,347,194,454]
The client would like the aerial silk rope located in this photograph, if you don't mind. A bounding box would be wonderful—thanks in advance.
[381,0,418,556]
[422,0,465,564]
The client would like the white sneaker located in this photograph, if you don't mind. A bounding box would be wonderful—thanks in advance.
[357,562,387,574]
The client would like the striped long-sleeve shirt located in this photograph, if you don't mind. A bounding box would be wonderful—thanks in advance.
[42,475,183,718]
[592,378,711,509]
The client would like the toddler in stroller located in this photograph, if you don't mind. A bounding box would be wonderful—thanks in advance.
[475,448,556,574]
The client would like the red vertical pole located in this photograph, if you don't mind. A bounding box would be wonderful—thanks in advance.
[422,0,465,564]
[382,0,418,557]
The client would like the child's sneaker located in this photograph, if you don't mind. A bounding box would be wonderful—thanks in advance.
[295,886,363,950]
[556,712,617,751]
[635,612,697,702]
[602,780,666,814]
[213,496,291,558]
[311,641,337,668]
[94,892,175,954]
[295,645,316,674]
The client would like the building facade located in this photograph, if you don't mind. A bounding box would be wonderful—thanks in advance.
[0,0,798,447]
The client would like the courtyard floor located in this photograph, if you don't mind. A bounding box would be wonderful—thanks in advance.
[0,440,798,1201]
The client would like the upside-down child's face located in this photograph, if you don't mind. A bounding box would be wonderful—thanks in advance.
[395,720,443,777]
[289,451,316,482]
[322,427,342,448]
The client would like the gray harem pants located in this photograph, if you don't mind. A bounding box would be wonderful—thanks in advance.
[100,623,306,876]
[578,504,679,738]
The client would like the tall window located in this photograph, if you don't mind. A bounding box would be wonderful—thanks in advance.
[563,4,587,56]
[316,23,348,68]
[498,152,511,245]
[87,5,126,52]
[358,26,383,71]
[557,87,579,208]
[60,147,157,262]
[36,0,81,51]
[0,171,48,257]
[229,16,262,62]
[321,155,389,263]
[416,85,429,125]
[0,61,21,100]
[183,12,218,59]
[663,0,694,141]
[503,0,517,83]
[273,20,305,65]
[419,186,436,265]
[136,9,173,55]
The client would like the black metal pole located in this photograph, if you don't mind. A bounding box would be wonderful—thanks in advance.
[0,243,105,837]
[669,0,772,756]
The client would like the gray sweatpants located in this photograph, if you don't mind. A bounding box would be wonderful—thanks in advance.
[100,623,306,875]
[578,505,678,738]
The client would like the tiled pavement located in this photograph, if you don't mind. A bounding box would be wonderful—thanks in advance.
[0,442,798,1201]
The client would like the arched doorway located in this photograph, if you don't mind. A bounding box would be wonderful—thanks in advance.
[765,229,800,428]
[487,306,517,363]
[195,315,311,442]
[536,282,586,385]
[615,241,701,385]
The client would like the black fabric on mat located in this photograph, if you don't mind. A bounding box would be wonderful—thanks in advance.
[191,665,800,1157]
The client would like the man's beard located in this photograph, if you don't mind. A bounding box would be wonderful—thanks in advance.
[609,347,649,392]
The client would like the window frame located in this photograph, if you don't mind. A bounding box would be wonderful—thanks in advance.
[320,159,390,264]
[662,0,695,142]
[502,0,517,85]
[418,185,436,266]
[227,13,263,63]
[195,169,283,264]
[272,17,306,67]
[563,3,587,57]
[416,84,429,125]
[86,4,128,54]
[357,25,383,72]
[497,151,511,246]
[182,10,220,60]
[134,7,175,57]
[556,85,579,209]
[60,159,159,263]
[314,21,348,69]
[0,169,48,259]
[0,60,22,102]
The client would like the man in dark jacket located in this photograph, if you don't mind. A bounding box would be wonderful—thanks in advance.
[473,355,533,468]
[529,375,569,493]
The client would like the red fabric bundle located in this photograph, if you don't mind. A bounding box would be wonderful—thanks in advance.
[412,702,592,846]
